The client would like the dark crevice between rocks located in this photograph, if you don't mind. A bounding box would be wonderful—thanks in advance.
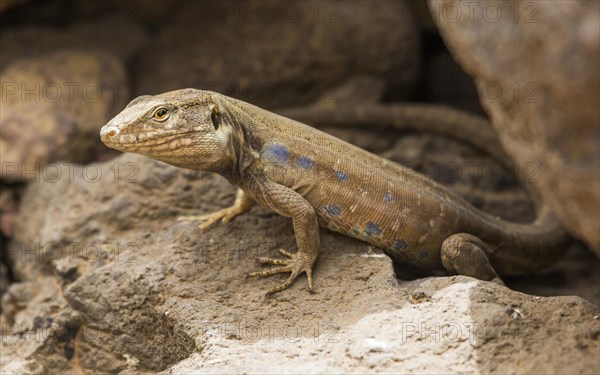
[1,232,16,299]
[1,181,26,297]
[27,314,84,373]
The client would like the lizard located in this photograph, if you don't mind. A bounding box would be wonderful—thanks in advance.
[100,89,569,294]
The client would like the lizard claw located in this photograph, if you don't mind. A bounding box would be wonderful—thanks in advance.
[178,208,239,232]
[249,248,315,294]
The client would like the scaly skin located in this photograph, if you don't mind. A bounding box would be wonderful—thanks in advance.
[100,89,569,294]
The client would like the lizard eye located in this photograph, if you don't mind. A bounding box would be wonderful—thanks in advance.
[210,106,220,130]
[152,107,169,121]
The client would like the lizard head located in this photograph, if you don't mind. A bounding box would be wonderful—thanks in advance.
[100,89,236,171]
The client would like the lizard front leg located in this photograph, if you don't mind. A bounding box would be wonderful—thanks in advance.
[178,188,255,231]
[248,180,320,294]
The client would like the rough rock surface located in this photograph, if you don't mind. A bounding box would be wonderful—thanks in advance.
[136,0,421,108]
[0,50,129,182]
[2,149,598,373]
[430,0,600,252]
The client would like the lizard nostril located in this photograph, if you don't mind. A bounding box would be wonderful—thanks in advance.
[107,129,116,137]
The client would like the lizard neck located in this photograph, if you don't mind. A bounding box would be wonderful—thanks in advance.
[216,96,264,185]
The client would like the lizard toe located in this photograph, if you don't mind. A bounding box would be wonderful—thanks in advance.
[249,265,293,277]
[256,248,297,265]
[265,276,296,295]
[278,248,294,258]
[257,257,290,265]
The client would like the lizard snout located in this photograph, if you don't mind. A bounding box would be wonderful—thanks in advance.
[100,125,120,141]
[100,125,119,139]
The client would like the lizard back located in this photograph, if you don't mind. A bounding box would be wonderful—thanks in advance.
[220,95,568,274]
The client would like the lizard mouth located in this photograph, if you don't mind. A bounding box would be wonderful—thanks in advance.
[101,130,198,152]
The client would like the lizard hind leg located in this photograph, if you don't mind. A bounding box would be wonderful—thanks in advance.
[441,233,504,285]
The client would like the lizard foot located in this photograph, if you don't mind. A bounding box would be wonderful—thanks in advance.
[178,207,240,231]
[441,233,504,285]
[249,249,315,294]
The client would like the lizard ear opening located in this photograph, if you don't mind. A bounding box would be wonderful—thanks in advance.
[210,106,221,130]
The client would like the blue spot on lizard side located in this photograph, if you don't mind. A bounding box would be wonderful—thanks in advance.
[383,193,394,203]
[335,171,348,182]
[392,239,407,251]
[297,156,314,169]
[324,204,342,216]
[261,143,290,164]
[365,221,383,237]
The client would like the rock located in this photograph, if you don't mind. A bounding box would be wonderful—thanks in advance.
[0,15,147,69]
[166,278,599,374]
[0,50,129,182]
[135,0,421,107]
[2,152,598,373]
[1,277,82,374]
[430,0,600,253]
